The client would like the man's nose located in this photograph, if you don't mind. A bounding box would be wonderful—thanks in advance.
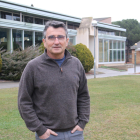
[54,38,59,44]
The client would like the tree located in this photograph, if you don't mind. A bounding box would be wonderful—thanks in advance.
[112,19,140,62]
[112,19,140,47]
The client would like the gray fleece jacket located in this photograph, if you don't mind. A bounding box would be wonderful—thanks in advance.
[18,49,90,136]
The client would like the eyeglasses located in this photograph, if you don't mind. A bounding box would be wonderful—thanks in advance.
[47,35,66,41]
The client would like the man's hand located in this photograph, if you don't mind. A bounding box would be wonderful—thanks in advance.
[71,125,83,133]
[39,129,58,139]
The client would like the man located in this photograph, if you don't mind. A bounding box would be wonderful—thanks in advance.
[18,20,90,140]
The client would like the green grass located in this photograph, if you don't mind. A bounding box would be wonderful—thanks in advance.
[0,75,140,140]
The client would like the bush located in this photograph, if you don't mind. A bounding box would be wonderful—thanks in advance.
[39,42,45,54]
[67,45,77,57]
[0,54,2,73]
[74,43,94,73]
[0,46,41,81]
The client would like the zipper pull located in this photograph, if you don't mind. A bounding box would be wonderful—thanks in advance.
[60,67,63,72]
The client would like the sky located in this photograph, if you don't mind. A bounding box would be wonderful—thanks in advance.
[8,0,140,22]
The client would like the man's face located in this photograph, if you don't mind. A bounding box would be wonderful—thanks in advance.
[43,27,69,59]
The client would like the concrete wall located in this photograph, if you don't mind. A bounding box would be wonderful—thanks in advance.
[76,27,99,68]
[76,28,89,48]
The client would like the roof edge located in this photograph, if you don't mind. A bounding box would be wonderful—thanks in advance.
[0,0,81,20]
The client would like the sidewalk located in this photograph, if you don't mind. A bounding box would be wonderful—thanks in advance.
[86,65,140,79]
[0,81,19,89]
[0,65,140,89]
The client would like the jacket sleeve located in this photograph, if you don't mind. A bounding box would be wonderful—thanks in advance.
[77,65,90,130]
[18,62,47,136]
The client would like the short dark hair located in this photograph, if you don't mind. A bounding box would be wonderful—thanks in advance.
[43,20,68,39]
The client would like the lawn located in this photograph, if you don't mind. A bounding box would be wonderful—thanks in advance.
[0,75,140,140]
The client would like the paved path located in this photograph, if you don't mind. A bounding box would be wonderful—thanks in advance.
[0,81,19,89]
[0,65,140,89]
[86,65,140,79]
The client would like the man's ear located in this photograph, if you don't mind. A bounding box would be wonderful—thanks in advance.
[42,38,45,43]
[66,38,69,47]
[42,39,46,47]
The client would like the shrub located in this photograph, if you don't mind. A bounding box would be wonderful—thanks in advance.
[0,54,2,73]
[74,43,94,73]
[39,42,45,54]
[0,42,7,50]
[67,45,77,57]
[0,46,41,81]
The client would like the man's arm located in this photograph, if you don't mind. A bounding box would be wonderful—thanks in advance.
[77,66,90,130]
[18,62,47,136]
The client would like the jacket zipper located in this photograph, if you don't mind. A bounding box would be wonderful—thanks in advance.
[51,57,71,74]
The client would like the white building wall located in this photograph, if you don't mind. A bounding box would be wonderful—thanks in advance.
[76,27,99,68]
[76,28,89,48]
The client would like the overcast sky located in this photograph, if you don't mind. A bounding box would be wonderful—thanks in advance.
[9,0,140,22]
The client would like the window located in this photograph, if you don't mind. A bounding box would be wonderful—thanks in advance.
[68,23,80,30]
[113,41,117,49]
[99,40,125,63]
[98,29,115,36]
[35,32,42,46]
[68,36,75,45]
[13,29,22,50]
[24,31,33,48]
[35,18,43,25]
[68,24,73,29]
[1,11,12,20]
[13,14,20,21]
[24,16,33,23]
[99,39,103,62]
[0,28,8,51]
[104,40,108,62]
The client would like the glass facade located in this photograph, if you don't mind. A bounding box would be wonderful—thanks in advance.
[13,29,22,50]
[0,28,7,50]
[24,31,33,48]
[35,32,42,46]
[99,39,103,62]
[98,29,115,36]
[68,23,80,30]
[24,16,33,23]
[104,40,108,62]
[0,10,78,31]
[35,18,43,25]
[68,36,76,45]
[99,39,125,63]
[13,14,20,21]
[1,11,12,20]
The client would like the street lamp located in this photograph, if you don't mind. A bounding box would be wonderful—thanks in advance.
[92,20,97,78]
[134,43,137,73]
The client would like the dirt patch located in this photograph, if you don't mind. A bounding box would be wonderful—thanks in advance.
[86,70,104,75]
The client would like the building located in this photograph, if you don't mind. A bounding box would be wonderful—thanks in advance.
[0,0,80,51]
[0,0,126,68]
[131,41,140,64]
